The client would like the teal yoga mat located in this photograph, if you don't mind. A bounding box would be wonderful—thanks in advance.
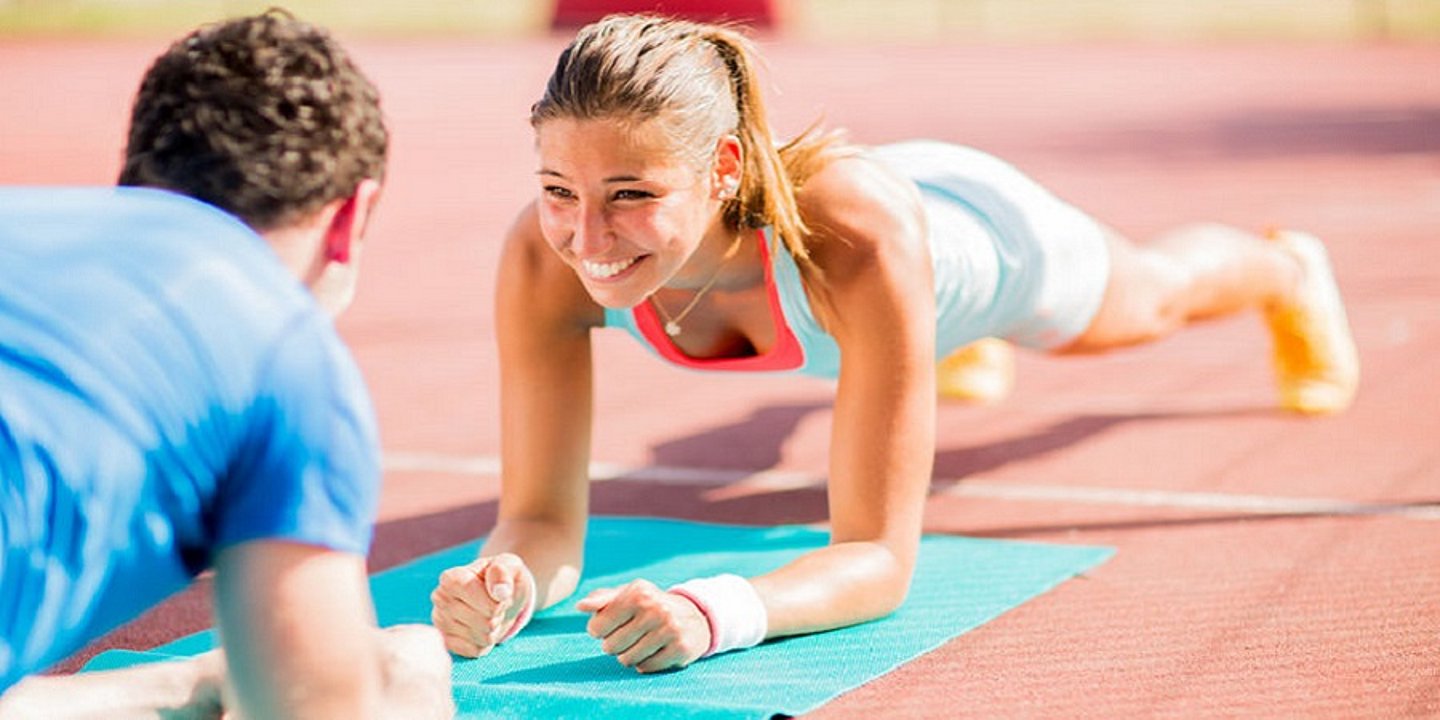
[87,517,1112,718]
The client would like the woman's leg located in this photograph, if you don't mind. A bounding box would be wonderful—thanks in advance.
[1057,223,1359,414]
[1061,223,1297,349]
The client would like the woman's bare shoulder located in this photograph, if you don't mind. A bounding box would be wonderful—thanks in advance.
[796,154,929,281]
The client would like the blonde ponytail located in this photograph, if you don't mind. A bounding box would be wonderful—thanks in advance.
[699,29,855,272]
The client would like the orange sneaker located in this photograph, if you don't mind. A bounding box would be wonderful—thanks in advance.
[937,337,1015,404]
[1265,230,1360,415]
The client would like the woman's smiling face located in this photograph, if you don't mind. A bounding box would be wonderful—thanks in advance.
[534,116,729,309]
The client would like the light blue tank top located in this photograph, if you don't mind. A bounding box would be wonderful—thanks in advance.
[604,141,1109,377]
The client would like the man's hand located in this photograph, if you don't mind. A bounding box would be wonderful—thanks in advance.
[207,625,451,720]
[430,553,536,657]
[576,579,711,673]
[374,625,454,720]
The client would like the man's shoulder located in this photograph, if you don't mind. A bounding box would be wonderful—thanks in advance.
[0,185,328,402]
[2,185,308,315]
[0,186,251,236]
[0,186,273,275]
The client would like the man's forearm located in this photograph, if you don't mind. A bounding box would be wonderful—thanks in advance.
[0,655,222,720]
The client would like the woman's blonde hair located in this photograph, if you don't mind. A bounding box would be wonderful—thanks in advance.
[531,14,851,267]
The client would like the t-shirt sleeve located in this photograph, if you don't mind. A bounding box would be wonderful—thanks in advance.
[216,311,381,556]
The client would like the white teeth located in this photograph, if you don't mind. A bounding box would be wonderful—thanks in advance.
[581,256,638,279]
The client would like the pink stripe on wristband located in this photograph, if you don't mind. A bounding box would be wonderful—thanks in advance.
[497,566,536,644]
[669,574,768,657]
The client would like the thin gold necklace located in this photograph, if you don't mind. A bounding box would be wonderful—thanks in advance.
[652,233,746,337]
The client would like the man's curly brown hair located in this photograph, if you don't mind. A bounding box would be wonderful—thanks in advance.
[119,10,388,231]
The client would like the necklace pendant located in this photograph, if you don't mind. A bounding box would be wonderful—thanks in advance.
[664,321,682,337]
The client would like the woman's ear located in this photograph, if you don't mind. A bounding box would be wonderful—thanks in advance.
[710,134,743,200]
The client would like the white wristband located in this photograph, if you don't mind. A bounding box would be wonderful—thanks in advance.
[669,574,768,657]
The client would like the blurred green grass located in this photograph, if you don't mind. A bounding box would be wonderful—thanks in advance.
[1,0,1437,40]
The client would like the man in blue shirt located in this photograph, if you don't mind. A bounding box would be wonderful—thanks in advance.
[0,11,451,718]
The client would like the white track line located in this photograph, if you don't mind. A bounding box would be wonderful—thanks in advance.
[384,451,1440,522]
[942,480,1440,521]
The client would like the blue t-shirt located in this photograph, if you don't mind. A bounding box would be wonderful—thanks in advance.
[0,187,381,690]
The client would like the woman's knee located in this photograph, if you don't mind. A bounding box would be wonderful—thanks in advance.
[1061,241,1191,352]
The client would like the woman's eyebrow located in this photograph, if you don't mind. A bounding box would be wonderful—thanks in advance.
[536,168,648,184]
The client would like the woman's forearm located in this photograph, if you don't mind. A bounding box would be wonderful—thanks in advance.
[748,539,916,639]
[481,515,587,609]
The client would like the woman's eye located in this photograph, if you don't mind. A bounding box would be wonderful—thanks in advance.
[612,189,653,201]
[543,185,575,201]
